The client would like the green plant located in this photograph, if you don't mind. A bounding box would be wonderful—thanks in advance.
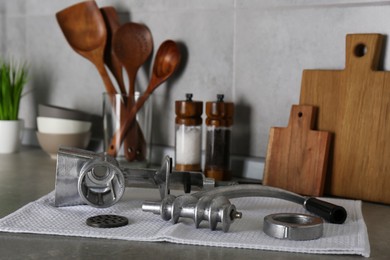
[0,60,28,120]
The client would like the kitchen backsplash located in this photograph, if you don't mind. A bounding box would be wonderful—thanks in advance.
[1,0,390,164]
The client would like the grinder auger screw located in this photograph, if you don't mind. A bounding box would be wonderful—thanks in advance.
[142,194,242,232]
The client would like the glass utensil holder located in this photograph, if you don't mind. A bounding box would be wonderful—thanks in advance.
[103,92,152,167]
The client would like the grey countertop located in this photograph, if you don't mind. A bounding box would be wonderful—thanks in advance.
[0,147,388,259]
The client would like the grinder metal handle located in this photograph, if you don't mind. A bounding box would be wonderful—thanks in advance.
[192,185,347,224]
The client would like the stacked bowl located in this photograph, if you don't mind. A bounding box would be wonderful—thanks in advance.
[36,104,92,159]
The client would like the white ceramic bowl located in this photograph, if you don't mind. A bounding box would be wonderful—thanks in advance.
[37,116,91,134]
[38,104,91,121]
[36,131,91,159]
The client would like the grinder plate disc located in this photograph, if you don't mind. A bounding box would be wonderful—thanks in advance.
[86,214,128,228]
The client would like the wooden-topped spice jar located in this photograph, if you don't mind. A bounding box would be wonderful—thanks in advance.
[175,93,203,171]
[205,94,234,180]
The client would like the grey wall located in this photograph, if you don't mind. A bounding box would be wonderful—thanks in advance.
[1,0,390,160]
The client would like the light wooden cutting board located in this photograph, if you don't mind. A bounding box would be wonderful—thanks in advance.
[300,33,390,203]
[263,105,331,196]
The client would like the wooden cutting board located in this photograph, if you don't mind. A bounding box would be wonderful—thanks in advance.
[263,105,331,196]
[300,33,390,204]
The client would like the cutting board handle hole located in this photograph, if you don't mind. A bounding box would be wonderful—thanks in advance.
[298,112,303,118]
[354,44,367,58]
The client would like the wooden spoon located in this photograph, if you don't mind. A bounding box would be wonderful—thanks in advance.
[56,1,117,95]
[107,40,181,157]
[100,6,127,95]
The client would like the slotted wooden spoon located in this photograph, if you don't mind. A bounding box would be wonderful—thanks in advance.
[107,40,181,157]
[113,22,153,160]
[113,22,153,99]
[101,7,146,161]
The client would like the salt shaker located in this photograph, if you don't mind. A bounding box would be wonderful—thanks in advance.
[175,94,203,171]
[205,94,234,180]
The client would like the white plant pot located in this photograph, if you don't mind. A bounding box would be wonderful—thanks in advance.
[0,120,24,154]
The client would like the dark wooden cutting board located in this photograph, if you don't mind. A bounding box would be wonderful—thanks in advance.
[263,105,331,196]
[300,34,390,204]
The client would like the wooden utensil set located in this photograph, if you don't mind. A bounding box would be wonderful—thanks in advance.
[56,1,181,161]
[264,33,390,204]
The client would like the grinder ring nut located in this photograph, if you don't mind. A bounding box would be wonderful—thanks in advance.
[263,213,323,240]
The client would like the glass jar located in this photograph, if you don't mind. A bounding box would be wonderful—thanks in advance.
[205,94,234,181]
[175,93,203,171]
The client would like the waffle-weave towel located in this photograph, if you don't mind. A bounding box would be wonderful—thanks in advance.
[0,191,370,257]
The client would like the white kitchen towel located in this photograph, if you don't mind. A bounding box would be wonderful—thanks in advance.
[0,191,370,257]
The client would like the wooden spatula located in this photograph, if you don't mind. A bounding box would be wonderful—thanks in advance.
[263,105,331,196]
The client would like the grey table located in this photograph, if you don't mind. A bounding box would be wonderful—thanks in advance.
[0,147,388,259]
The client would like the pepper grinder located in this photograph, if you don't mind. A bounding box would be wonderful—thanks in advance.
[205,94,234,181]
[175,93,203,171]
